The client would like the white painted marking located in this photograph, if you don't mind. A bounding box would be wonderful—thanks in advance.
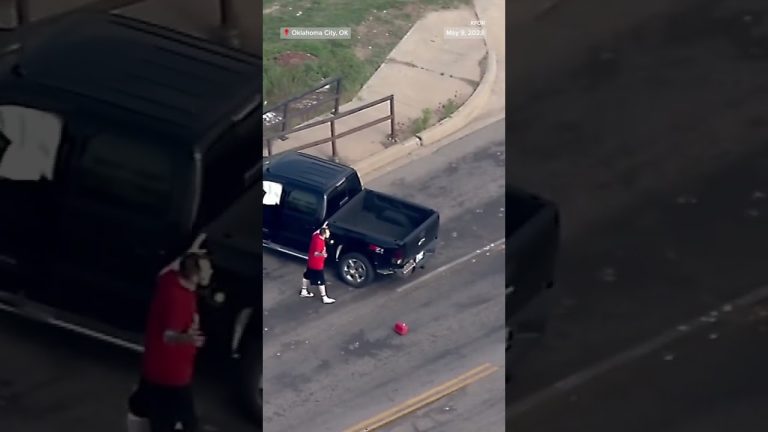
[396,238,505,292]
[507,284,768,418]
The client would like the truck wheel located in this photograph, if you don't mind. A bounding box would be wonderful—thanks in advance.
[239,340,262,421]
[338,252,374,288]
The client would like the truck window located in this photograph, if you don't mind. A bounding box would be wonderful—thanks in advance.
[74,135,173,218]
[326,173,362,216]
[0,105,63,181]
[284,189,321,218]
[198,110,261,224]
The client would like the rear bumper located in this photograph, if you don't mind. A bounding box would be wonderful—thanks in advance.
[377,239,438,277]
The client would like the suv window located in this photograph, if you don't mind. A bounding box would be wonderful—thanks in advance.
[74,135,173,218]
[0,105,63,181]
[284,189,320,217]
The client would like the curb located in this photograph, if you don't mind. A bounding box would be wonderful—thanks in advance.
[352,13,499,179]
[352,136,422,180]
[358,111,505,182]
[416,49,497,146]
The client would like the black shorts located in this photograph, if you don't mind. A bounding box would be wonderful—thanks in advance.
[128,379,198,432]
[303,268,325,286]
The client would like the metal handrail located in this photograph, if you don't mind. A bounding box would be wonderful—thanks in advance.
[263,76,342,135]
[263,94,396,162]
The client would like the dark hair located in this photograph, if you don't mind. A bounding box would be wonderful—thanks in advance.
[179,252,207,279]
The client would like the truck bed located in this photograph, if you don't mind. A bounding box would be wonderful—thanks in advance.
[329,189,437,247]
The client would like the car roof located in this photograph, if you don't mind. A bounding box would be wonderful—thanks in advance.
[264,152,356,192]
[6,12,261,149]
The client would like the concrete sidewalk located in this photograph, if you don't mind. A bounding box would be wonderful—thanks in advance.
[266,0,506,172]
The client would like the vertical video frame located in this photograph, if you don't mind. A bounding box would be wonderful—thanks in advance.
[262,0,505,430]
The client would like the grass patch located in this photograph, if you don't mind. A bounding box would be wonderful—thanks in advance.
[263,0,472,108]
[410,107,433,134]
[440,98,459,119]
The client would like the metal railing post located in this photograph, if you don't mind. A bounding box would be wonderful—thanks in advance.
[281,104,289,133]
[333,78,342,115]
[219,0,240,47]
[15,0,29,26]
[330,119,338,162]
[389,95,396,141]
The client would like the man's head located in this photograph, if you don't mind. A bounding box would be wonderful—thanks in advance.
[319,226,330,239]
[179,252,213,288]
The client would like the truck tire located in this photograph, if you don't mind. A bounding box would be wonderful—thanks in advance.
[239,339,262,422]
[338,252,375,288]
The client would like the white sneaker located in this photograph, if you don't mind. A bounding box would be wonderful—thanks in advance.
[126,413,151,432]
[300,290,314,298]
[322,296,336,304]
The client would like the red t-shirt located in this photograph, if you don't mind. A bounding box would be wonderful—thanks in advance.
[141,270,198,387]
[307,232,327,270]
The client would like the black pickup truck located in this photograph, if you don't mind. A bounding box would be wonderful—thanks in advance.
[262,151,440,288]
[0,13,263,419]
[506,187,560,352]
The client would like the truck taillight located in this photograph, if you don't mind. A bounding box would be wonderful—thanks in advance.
[392,248,404,264]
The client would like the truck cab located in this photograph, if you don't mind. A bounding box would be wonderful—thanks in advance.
[262,152,363,252]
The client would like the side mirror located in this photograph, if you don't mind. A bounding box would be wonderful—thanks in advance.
[199,286,227,307]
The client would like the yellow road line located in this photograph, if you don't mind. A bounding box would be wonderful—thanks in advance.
[341,362,499,432]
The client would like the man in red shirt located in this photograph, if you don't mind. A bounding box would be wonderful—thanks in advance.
[300,225,336,304]
[128,252,209,432]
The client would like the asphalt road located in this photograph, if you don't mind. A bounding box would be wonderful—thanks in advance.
[510,299,768,432]
[0,312,258,431]
[505,0,768,428]
[262,120,506,431]
[383,352,505,432]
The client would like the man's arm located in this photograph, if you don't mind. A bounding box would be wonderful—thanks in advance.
[163,329,199,345]
[311,237,327,257]
[158,284,204,347]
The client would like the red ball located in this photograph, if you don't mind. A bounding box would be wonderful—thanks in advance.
[394,321,409,335]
